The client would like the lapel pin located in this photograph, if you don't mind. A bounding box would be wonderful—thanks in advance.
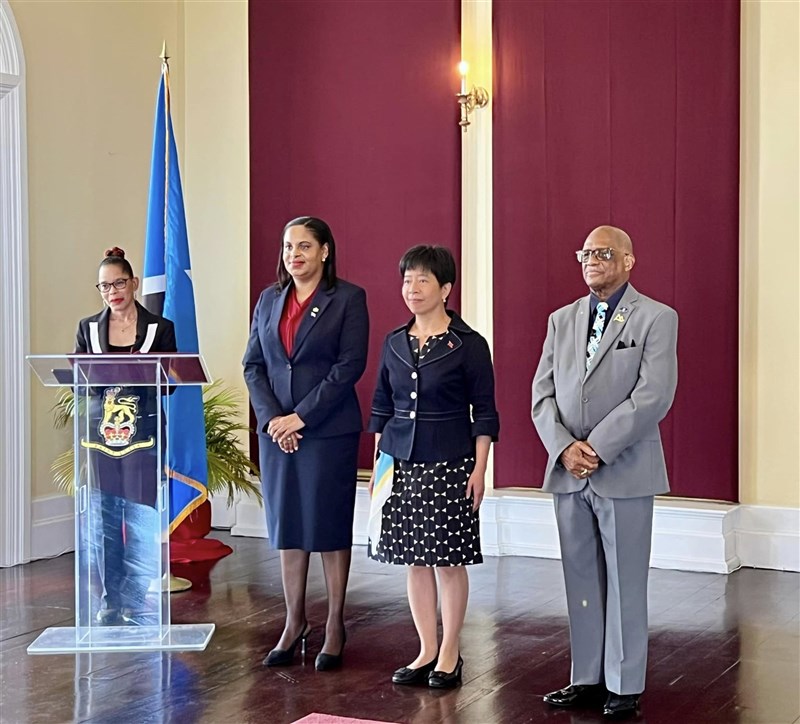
[613,313,626,323]
[619,306,628,313]
[311,307,319,318]
[447,340,454,349]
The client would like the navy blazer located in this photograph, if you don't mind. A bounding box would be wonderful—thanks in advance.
[243,279,369,438]
[368,311,499,463]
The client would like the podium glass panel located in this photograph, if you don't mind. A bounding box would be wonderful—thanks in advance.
[26,354,214,653]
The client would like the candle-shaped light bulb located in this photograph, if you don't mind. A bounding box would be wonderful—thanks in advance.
[458,60,468,95]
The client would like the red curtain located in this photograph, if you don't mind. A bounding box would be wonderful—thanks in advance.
[493,0,740,500]
[249,0,462,468]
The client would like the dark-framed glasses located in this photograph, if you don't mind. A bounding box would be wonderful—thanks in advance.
[96,278,131,293]
[575,248,618,263]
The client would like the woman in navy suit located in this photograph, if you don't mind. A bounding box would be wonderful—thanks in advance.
[75,247,177,625]
[243,217,369,671]
[368,245,499,688]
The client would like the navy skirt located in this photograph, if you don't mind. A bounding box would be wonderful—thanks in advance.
[259,432,359,551]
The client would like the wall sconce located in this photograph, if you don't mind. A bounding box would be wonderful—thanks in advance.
[456,61,489,132]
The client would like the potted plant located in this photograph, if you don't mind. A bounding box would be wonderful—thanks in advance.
[50,380,262,528]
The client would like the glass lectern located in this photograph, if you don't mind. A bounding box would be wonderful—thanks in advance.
[26,353,215,653]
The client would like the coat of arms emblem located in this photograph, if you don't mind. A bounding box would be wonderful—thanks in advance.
[99,386,140,447]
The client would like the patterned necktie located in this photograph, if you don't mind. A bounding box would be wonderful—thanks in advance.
[586,302,609,370]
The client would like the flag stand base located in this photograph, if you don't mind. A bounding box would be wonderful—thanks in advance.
[165,574,192,593]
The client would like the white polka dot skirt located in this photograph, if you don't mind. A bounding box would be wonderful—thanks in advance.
[369,455,482,567]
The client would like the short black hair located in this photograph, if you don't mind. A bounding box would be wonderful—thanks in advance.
[399,245,457,288]
[276,216,338,290]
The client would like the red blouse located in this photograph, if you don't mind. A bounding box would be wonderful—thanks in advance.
[279,285,318,357]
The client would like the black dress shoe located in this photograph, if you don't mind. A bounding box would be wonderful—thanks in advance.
[95,607,120,625]
[428,655,463,689]
[263,624,311,667]
[543,683,607,708]
[392,656,438,685]
[603,693,641,718]
[315,631,346,671]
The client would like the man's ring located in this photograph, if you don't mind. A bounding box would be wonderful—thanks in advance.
[580,468,588,476]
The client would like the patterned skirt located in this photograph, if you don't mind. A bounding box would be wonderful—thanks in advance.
[370,455,482,567]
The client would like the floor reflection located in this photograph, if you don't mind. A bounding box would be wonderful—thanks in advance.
[1,535,797,724]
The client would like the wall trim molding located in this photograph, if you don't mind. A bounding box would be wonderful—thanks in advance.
[30,494,73,562]
[735,504,800,571]
[230,486,799,574]
[37,485,799,575]
[0,0,31,568]
[460,0,494,489]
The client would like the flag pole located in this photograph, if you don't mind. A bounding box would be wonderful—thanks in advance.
[160,41,171,273]
[158,40,193,595]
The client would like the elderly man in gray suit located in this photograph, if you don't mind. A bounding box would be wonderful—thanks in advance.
[532,225,678,718]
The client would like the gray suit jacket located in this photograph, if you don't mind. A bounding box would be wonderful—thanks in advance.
[532,284,678,498]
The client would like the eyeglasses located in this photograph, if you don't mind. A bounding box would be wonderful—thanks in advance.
[575,248,628,264]
[96,278,131,293]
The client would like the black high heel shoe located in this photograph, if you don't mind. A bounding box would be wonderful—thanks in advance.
[428,655,463,689]
[392,654,438,685]
[315,631,347,671]
[263,624,311,667]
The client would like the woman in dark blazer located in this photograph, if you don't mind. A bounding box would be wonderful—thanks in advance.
[368,245,498,688]
[74,247,176,626]
[243,217,369,671]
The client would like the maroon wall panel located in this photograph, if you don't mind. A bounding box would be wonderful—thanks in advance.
[493,0,739,501]
[249,0,461,467]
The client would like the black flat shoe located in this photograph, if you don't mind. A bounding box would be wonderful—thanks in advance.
[603,693,641,718]
[392,656,438,685]
[315,631,346,671]
[543,683,607,708]
[428,655,463,689]
[263,624,311,667]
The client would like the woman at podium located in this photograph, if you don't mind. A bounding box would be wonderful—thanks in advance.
[244,217,369,671]
[74,247,176,625]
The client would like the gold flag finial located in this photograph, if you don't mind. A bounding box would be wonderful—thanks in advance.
[160,41,169,63]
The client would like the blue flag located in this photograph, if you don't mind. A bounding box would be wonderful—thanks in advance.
[141,64,208,531]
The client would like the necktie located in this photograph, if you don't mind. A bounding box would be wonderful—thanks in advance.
[586,302,608,370]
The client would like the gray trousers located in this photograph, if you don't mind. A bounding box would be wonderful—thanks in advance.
[553,485,654,695]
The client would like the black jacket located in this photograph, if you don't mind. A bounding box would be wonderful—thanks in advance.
[74,301,176,355]
[369,311,499,462]
[73,302,177,507]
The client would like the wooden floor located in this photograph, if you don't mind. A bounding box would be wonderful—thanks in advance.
[1,533,798,724]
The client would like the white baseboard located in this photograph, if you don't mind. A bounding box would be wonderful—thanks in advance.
[31,494,73,561]
[479,494,561,559]
[231,484,799,574]
[30,484,800,573]
[735,505,800,571]
[230,480,268,539]
[209,491,236,530]
[649,499,740,573]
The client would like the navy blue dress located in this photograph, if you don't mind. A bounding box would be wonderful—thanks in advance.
[243,279,369,551]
